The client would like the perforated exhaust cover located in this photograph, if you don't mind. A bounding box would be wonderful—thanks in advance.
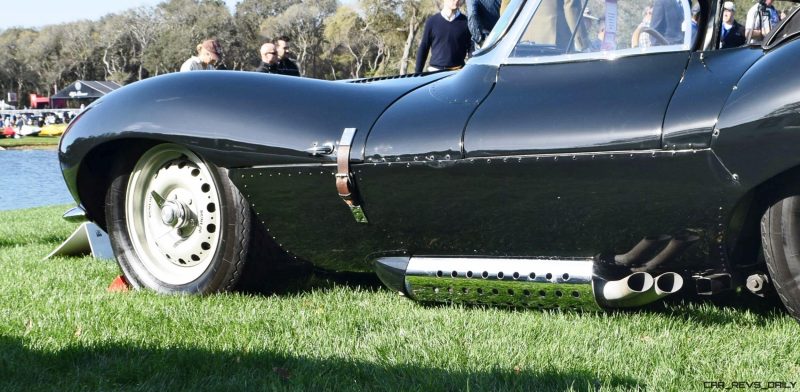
[402,257,601,311]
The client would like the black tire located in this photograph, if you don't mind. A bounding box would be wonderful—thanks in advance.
[105,143,250,294]
[761,195,800,320]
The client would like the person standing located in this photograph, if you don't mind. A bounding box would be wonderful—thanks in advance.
[274,36,301,77]
[180,39,222,72]
[415,0,471,73]
[466,0,500,49]
[631,6,654,49]
[651,0,685,45]
[720,1,746,48]
[254,43,280,74]
[745,0,780,44]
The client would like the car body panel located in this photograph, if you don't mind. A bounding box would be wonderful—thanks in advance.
[662,47,762,149]
[59,71,449,203]
[465,52,690,157]
[713,38,800,189]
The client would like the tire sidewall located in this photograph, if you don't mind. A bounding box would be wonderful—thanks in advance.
[762,196,800,318]
[105,147,250,294]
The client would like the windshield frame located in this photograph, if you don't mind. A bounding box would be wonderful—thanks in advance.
[470,0,698,67]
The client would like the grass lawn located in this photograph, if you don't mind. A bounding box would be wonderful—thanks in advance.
[0,205,798,391]
[0,136,59,149]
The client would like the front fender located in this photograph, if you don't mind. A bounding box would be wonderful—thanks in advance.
[59,70,448,205]
[713,39,800,189]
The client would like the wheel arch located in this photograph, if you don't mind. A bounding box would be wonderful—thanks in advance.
[76,138,165,230]
[726,164,800,269]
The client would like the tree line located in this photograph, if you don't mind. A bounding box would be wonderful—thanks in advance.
[0,0,440,107]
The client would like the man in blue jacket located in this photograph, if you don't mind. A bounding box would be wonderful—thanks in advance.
[719,1,746,48]
[415,0,472,73]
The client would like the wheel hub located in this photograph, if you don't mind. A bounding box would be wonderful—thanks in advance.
[160,200,193,230]
[125,145,222,285]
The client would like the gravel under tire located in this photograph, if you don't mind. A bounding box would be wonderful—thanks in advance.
[761,195,800,321]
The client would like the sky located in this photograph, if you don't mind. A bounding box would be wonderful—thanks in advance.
[0,0,242,30]
[0,0,358,30]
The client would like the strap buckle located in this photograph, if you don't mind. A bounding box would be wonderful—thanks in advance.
[336,128,368,223]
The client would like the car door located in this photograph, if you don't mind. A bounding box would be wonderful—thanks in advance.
[358,0,722,261]
[466,0,693,156]
[450,0,713,257]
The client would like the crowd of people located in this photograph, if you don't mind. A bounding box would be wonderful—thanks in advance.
[2,111,73,129]
[179,0,790,78]
[180,36,301,77]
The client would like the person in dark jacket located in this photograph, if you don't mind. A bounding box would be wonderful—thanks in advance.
[651,0,686,45]
[274,36,301,77]
[415,0,471,73]
[720,1,746,48]
[466,0,500,49]
[254,43,280,74]
[255,42,300,76]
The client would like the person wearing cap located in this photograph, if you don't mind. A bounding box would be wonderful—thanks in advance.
[466,0,500,49]
[720,1,746,48]
[180,39,222,72]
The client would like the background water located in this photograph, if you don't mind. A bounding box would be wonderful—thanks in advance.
[0,149,74,211]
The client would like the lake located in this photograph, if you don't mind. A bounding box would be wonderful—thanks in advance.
[0,149,74,211]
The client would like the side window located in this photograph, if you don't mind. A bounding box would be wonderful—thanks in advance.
[511,0,694,59]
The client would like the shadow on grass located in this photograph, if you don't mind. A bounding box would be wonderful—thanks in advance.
[0,335,642,391]
[651,291,792,325]
[250,266,793,325]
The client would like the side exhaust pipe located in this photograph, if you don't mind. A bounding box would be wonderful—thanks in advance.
[375,257,684,311]
[597,271,654,307]
[598,272,684,308]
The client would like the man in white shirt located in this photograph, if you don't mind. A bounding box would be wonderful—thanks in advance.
[415,0,471,73]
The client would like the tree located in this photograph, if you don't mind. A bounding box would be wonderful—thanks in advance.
[0,29,39,107]
[60,21,101,82]
[18,25,69,95]
[150,0,234,73]
[124,7,162,80]
[234,0,300,63]
[261,0,337,77]
[324,7,373,78]
[96,14,135,83]
[397,0,440,74]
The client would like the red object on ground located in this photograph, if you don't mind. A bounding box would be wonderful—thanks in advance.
[2,127,15,137]
[107,275,130,292]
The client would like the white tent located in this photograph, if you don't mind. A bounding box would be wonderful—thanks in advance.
[0,100,13,110]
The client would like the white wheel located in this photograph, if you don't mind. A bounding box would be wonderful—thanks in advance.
[106,143,250,293]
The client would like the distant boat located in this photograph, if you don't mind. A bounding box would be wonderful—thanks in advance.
[18,125,41,136]
[39,124,67,137]
[2,127,15,138]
